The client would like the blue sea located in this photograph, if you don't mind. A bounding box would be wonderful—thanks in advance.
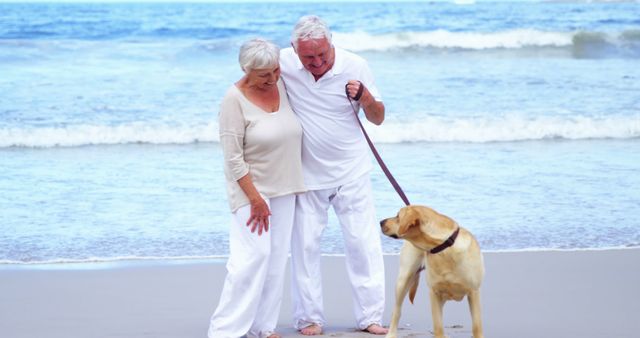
[1,1,639,265]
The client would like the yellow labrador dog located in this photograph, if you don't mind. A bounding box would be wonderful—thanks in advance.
[380,205,484,338]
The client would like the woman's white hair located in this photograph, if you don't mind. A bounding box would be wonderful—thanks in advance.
[291,15,332,50]
[238,38,280,73]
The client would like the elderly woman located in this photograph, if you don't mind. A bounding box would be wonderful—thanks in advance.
[208,38,305,338]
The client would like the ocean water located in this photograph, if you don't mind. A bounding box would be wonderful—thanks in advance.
[1,1,639,265]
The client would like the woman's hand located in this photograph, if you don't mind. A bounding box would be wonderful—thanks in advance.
[246,197,271,235]
[235,174,271,235]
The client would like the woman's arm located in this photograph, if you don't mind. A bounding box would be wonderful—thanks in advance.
[219,92,271,235]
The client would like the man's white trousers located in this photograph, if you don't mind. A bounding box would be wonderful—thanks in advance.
[208,194,295,338]
[291,174,386,330]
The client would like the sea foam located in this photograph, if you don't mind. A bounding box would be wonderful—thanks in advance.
[366,114,640,143]
[0,122,218,148]
[1,115,638,148]
[334,29,573,51]
[333,29,640,57]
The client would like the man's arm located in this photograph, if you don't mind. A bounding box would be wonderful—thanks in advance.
[346,80,385,125]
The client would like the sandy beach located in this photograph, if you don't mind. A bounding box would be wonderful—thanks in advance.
[1,249,639,338]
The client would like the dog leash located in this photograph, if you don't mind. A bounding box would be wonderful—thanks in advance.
[346,84,462,254]
[345,82,411,206]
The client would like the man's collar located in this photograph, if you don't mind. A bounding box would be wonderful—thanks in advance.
[294,50,304,70]
[331,47,344,75]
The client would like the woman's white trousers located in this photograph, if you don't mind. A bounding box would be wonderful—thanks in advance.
[208,194,296,338]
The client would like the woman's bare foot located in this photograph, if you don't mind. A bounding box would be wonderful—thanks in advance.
[299,323,322,335]
[364,323,389,335]
[266,333,281,338]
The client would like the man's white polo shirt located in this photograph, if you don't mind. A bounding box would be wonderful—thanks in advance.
[280,46,383,190]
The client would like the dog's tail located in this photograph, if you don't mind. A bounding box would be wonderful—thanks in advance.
[409,265,425,304]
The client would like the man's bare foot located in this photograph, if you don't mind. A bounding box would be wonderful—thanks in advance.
[299,324,322,335]
[266,333,281,338]
[364,323,389,335]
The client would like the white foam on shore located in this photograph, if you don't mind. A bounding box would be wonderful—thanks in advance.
[334,29,572,51]
[2,245,638,268]
[367,114,640,143]
[333,29,640,53]
[0,255,228,267]
[1,114,638,148]
[0,122,218,148]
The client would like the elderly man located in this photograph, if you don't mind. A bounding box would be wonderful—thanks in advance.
[280,15,388,336]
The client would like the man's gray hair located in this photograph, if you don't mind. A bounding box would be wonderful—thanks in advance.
[238,38,280,73]
[291,15,332,50]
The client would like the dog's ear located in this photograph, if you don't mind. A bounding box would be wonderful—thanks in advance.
[398,207,421,236]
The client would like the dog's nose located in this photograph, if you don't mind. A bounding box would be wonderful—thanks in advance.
[379,220,385,227]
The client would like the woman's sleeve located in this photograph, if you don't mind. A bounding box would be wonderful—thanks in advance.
[219,92,249,181]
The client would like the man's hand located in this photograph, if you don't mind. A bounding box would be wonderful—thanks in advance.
[346,80,385,125]
[346,80,365,101]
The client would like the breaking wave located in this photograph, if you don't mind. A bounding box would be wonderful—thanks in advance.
[2,114,639,148]
[333,29,640,57]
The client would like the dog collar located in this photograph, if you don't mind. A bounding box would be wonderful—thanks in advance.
[429,227,460,254]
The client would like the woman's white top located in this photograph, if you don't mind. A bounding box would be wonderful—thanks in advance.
[219,79,306,212]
